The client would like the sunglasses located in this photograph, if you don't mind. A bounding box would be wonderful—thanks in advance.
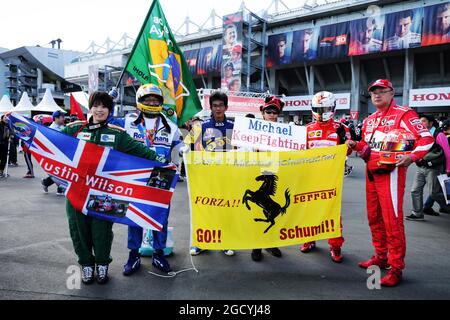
[264,110,279,115]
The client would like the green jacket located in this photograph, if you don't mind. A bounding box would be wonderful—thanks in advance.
[62,120,159,161]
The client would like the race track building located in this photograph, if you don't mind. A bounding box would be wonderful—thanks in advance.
[65,0,450,123]
[0,46,81,106]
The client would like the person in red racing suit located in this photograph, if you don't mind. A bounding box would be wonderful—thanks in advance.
[347,79,434,287]
[300,91,352,263]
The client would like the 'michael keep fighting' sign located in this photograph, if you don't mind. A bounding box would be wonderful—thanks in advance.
[231,117,307,151]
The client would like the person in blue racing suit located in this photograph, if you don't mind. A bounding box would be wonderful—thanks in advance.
[114,84,181,275]
[187,90,235,257]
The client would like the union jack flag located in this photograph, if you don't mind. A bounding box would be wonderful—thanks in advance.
[8,112,177,231]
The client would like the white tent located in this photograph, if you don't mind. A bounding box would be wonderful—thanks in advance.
[0,95,14,115]
[32,88,65,113]
[13,92,34,115]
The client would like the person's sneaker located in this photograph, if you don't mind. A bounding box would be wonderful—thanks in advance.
[9,163,18,167]
[265,247,282,257]
[439,207,450,214]
[56,187,65,196]
[189,247,205,256]
[96,264,109,284]
[178,176,186,182]
[41,179,49,193]
[405,214,425,221]
[358,256,390,269]
[380,268,402,287]
[222,249,235,256]
[152,251,172,273]
[423,207,439,216]
[330,246,343,263]
[300,241,316,253]
[251,249,262,262]
[23,173,34,178]
[81,266,95,285]
[123,250,141,276]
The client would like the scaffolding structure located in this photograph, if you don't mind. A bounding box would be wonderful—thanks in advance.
[241,8,267,93]
[72,33,135,63]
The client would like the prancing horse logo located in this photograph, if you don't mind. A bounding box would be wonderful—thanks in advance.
[242,172,291,233]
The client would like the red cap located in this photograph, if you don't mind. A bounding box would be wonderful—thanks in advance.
[260,96,284,112]
[368,79,393,92]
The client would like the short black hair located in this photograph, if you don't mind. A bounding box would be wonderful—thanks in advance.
[245,113,256,118]
[438,3,450,14]
[398,10,413,20]
[89,91,114,111]
[420,113,440,128]
[276,33,287,43]
[418,114,435,123]
[209,91,228,107]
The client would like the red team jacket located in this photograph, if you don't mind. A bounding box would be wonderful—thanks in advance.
[355,100,434,170]
[306,120,351,153]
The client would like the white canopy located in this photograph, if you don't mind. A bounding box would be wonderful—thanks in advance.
[32,88,65,113]
[13,92,34,115]
[0,95,14,115]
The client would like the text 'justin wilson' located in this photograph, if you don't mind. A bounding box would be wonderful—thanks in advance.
[248,119,293,136]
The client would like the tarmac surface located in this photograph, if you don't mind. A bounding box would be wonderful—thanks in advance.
[1,154,450,300]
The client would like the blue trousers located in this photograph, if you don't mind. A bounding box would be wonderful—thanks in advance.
[127,207,169,251]
[424,196,434,209]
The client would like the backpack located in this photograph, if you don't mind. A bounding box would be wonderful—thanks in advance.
[419,128,445,168]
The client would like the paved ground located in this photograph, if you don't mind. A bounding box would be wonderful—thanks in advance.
[0,153,450,300]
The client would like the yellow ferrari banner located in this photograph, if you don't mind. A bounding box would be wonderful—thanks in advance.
[185,145,347,250]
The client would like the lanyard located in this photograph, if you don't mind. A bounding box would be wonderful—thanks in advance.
[138,116,160,147]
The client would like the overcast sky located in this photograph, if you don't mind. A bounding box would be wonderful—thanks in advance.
[0,0,308,52]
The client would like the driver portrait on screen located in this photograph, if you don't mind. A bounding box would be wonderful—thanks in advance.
[385,10,421,50]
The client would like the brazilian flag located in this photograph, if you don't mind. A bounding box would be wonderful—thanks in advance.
[123,0,202,126]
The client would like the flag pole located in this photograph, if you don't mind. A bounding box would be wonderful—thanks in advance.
[115,0,159,89]
[115,67,126,90]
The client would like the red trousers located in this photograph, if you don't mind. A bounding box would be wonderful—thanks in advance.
[328,221,344,248]
[366,167,407,270]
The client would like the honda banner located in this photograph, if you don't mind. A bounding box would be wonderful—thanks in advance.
[283,93,351,111]
[409,87,450,107]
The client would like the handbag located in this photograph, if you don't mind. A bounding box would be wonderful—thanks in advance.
[419,147,444,168]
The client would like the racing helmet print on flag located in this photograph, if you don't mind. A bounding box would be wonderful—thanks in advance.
[378,129,416,164]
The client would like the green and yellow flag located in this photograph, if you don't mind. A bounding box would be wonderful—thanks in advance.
[124,0,202,126]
